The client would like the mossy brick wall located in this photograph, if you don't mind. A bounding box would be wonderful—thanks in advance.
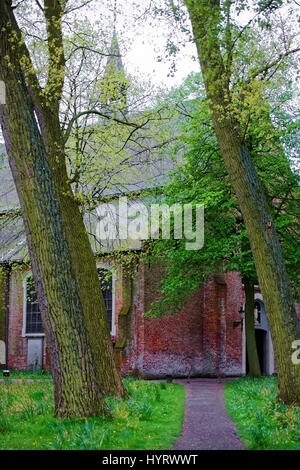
[121,261,145,377]
[222,271,244,374]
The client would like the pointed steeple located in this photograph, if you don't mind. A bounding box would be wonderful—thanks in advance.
[100,31,128,113]
[106,30,124,75]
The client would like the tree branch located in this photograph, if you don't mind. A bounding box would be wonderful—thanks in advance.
[248,47,300,82]
[63,110,142,144]
[34,0,44,12]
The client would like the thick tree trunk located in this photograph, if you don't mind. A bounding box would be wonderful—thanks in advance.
[243,278,261,377]
[0,0,125,417]
[185,0,300,403]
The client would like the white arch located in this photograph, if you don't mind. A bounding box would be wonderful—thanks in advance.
[254,293,263,301]
[242,296,275,376]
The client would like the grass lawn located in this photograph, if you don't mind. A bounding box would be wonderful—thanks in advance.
[0,376,185,450]
[224,377,300,450]
[1,369,52,380]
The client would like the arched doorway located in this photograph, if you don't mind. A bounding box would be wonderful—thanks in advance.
[243,295,275,376]
[254,329,267,374]
[246,328,267,374]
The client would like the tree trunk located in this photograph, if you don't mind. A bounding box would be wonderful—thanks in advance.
[0,0,125,418]
[244,278,261,377]
[185,0,300,403]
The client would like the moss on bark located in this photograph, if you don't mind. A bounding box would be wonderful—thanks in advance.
[0,0,125,417]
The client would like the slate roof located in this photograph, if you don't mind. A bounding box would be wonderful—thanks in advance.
[0,146,20,212]
[0,146,26,262]
[0,139,178,262]
[0,28,190,263]
[0,213,27,263]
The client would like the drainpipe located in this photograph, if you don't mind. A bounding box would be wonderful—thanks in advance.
[3,263,11,377]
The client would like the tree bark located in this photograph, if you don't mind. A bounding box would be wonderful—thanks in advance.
[243,278,261,377]
[185,0,300,403]
[0,0,125,417]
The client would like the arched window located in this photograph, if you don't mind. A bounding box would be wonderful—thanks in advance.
[97,267,115,335]
[22,269,115,336]
[24,275,43,335]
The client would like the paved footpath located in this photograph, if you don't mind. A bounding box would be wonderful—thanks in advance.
[173,378,245,450]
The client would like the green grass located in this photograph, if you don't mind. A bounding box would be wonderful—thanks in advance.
[224,377,300,450]
[1,369,52,380]
[0,377,185,450]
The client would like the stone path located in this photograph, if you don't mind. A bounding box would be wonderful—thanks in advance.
[173,378,245,450]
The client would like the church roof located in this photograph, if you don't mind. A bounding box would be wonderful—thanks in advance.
[0,36,187,263]
[0,123,180,262]
[0,146,20,213]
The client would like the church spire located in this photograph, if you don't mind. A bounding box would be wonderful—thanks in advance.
[100,3,128,113]
[105,31,124,78]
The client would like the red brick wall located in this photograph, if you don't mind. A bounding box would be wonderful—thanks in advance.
[0,267,6,367]
[296,303,300,321]
[142,261,204,378]
[6,260,300,378]
[223,272,244,374]
[8,268,48,370]
[119,262,246,378]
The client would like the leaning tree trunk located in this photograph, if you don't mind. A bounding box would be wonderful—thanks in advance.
[0,0,125,418]
[244,278,261,378]
[185,0,300,403]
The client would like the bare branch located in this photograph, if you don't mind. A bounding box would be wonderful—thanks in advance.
[63,110,143,144]
[232,0,278,50]
[248,47,300,82]
[34,0,44,12]
[66,43,121,62]
[12,0,26,9]
[64,0,95,15]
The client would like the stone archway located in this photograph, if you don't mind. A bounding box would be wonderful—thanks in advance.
[242,294,275,376]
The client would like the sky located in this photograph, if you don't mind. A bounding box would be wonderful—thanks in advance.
[0,0,298,141]
[124,32,199,90]
[0,1,200,145]
[104,0,253,90]
[88,0,201,91]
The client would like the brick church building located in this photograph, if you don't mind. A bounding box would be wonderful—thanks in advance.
[1,35,299,380]
[0,240,282,378]
[1,151,291,378]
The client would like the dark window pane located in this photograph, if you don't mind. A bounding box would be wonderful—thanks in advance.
[97,268,113,331]
[25,276,43,334]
